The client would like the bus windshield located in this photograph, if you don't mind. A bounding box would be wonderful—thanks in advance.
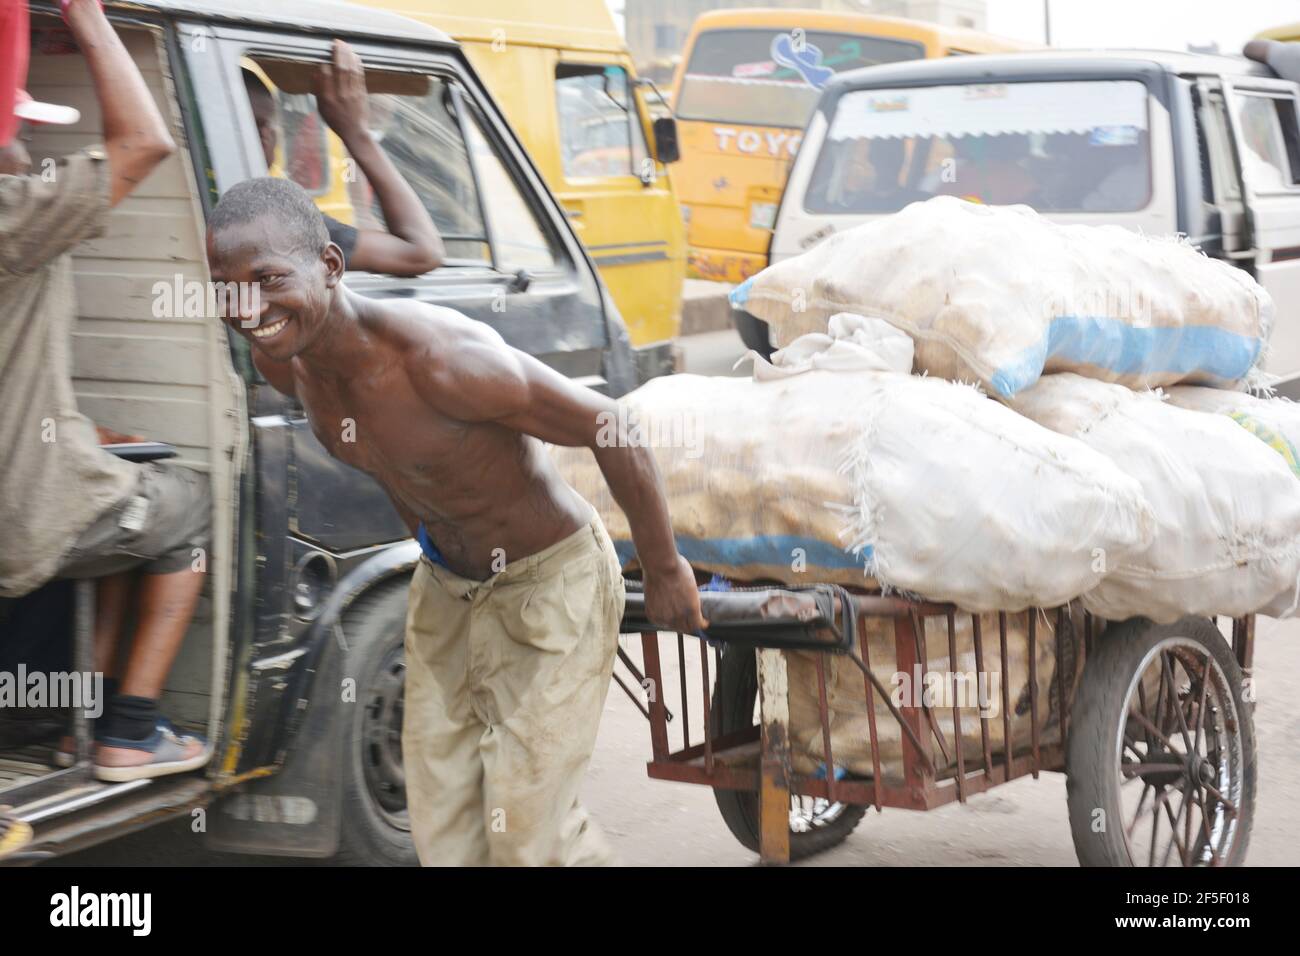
[675,28,924,129]
[804,80,1153,214]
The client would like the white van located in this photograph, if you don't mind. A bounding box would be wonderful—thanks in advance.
[745,50,1300,396]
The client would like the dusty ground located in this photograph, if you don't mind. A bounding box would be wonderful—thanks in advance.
[583,614,1300,866]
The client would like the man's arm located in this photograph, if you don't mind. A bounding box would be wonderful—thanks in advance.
[410,323,706,634]
[65,0,175,207]
[315,40,443,276]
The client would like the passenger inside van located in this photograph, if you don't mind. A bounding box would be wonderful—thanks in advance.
[0,0,212,781]
[815,137,925,212]
[936,133,1041,205]
[242,39,445,277]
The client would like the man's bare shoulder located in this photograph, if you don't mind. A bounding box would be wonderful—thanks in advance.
[363,300,524,416]
[365,299,503,365]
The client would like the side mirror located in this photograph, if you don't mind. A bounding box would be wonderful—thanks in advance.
[653,115,681,165]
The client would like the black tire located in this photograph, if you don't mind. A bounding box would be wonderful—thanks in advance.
[1066,616,1255,867]
[332,580,418,866]
[711,645,868,860]
[731,307,774,360]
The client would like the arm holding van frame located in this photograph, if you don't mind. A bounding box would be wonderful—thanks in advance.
[315,39,444,276]
[64,0,174,207]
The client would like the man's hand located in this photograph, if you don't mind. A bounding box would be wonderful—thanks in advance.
[315,39,369,145]
[95,425,145,445]
[641,554,708,635]
[312,38,444,276]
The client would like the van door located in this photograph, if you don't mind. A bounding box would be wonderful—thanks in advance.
[181,25,613,770]
[239,44,612,547]
[1221,75,1300,395]
[553,56,683,347]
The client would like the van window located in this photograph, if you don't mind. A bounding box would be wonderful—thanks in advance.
[556,64,650,179]
[277,92,331,197]
[1232,92,1300,192]
[362,86,493,264]
[243,59,491,266]
[805,80,1152,214]
[462,105,558,272]
[1199,89,1241,203]
[675,28,924,129]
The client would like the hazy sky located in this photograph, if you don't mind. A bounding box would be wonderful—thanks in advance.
[606,1,1300,54]
[987,0,1299,52]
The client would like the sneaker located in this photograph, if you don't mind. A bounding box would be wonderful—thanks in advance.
[0,809,33,861]
[93,718,212,782]
[51,735,84,768]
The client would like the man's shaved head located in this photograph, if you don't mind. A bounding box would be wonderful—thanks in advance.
[209,176,329,262]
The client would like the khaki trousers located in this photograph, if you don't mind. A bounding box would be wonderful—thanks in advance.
[402,511,625,866]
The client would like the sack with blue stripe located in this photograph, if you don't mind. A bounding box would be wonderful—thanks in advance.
[730,196,1273,398]
[550,332,1152,611]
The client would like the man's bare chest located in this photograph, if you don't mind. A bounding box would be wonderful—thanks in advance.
[295,376,475,484]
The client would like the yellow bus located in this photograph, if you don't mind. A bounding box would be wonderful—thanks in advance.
[1256,22,1300,41]
[671,8,1037,283]
[352,0,686,370]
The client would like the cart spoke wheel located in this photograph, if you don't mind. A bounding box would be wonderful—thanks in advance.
[789,795,848,834]
[1067,617,1255,867]
[710,646,868,861]
[1118,642,1242,866]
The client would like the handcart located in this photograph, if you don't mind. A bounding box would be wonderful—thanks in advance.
[617,581,1256,867]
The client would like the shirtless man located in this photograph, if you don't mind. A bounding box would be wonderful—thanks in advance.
[206,176,706,866]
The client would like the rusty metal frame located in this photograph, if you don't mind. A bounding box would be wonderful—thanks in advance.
[633,587,1254,864]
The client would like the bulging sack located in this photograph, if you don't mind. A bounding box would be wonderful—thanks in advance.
[551,356,1152,609]
[731,196,1272,397]
[1008,374,1300,621]
[1166,385,1300,480]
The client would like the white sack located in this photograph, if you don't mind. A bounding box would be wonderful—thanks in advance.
[1166,385,1300,480]
[553,355,1152,609]
[731,196,1272,397]
[1008,374,1300,621]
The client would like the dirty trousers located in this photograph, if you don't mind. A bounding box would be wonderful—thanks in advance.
[401,512,626,866]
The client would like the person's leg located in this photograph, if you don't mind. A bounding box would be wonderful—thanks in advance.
[401,559,491,866]
[94,565,206,770]
[113,566,204,699]
[478,519,625,866]
[94,571,134,677]
[87,463,212,776]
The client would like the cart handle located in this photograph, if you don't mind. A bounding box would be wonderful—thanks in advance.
[620,582,856,652]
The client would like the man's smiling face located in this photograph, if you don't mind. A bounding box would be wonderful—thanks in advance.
[206,215,341,361]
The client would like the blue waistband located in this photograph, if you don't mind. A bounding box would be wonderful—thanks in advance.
[416,522,449,569]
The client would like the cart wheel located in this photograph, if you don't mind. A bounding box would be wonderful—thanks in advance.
[1066,616,1255,867]
[710,645,868,860]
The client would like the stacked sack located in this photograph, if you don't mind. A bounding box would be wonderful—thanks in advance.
[552,315,1154,612]
[1165,385,1300,480]
[1007,374,1300,622]
[732,196,1273,398]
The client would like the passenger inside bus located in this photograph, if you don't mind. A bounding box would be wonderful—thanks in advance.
[241,40,444,277]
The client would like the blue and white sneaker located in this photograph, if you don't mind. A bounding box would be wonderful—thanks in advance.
[93,718,212,782]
